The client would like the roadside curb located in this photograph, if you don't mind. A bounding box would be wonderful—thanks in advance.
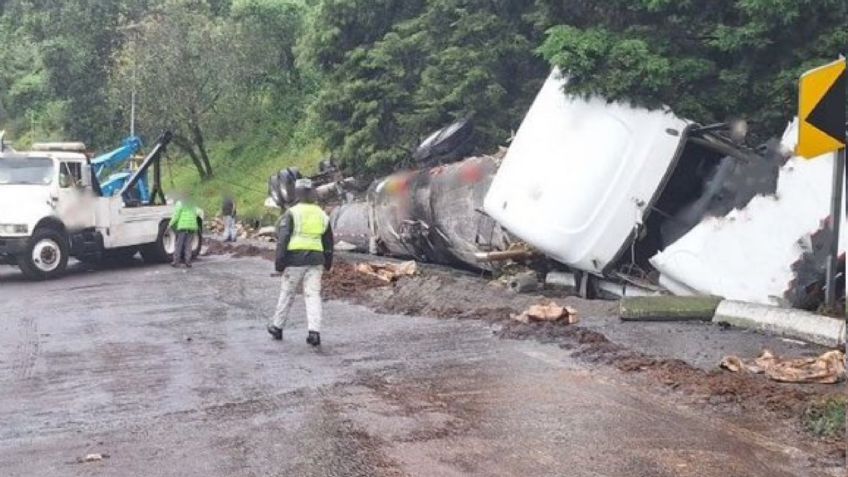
[713,301,846,348]
[619,296,722,322]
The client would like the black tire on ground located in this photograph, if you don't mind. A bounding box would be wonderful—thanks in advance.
[17,227,70,280]
[140,221,173,264]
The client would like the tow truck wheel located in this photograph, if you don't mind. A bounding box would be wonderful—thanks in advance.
[18,228,69,280]
[140,222,174,264]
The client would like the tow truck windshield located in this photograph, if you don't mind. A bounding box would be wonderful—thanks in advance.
[0,156,54,185]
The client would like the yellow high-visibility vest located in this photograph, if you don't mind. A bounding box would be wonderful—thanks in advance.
[287,203,328,252]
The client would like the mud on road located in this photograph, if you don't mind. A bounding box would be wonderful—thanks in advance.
[363,272,847,464]
[207,240,846,463]
[2,248,846,476]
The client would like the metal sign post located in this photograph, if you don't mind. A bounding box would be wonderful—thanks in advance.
[825,146,845,309]
[796,57,846,310]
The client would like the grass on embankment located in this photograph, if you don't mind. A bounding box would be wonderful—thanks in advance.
[164,132,324,225]
[803,396,846,438]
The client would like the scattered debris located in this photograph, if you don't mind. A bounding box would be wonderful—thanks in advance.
[474,246,538,263]
[355,261,417,283]
[334,240,360,252]
[507,271,540,294]
[720,349,845,384]
[77,453,110,463]
[254,226,277,240]
[512,301,578,324]
[208,217,276,242]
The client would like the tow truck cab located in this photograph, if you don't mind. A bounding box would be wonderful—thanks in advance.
[0,134,201,279]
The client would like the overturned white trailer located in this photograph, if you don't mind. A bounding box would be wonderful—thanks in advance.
[484,70,842,308]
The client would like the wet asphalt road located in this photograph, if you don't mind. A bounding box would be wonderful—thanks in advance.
[0,257,835,477]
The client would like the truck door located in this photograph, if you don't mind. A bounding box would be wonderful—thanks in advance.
[57,161,95,231]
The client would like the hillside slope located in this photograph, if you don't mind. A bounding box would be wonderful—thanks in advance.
[165,134,323,225]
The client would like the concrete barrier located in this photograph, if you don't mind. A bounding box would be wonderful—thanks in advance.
[619,296,723,322]
[713,301,846,348]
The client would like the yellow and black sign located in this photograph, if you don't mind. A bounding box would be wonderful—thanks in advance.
[797,58,846,159]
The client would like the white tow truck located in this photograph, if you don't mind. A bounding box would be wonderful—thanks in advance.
[0,131,202,279]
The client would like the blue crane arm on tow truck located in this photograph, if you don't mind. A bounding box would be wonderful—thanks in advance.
[91,136,150,202]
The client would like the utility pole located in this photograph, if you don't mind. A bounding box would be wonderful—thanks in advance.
[130,87,136,137]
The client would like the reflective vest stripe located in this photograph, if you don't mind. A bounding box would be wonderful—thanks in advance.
[287,204,328,252]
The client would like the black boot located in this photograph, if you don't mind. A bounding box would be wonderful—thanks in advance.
[267,325,283,341]
[306,331,321,347]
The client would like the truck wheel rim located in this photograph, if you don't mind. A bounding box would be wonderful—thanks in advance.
[163,229,177,255]
[32,239,61,272]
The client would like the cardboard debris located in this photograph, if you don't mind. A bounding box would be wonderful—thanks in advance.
[512,301,578,325]
[355,261,417,282]
[720,349,845,384]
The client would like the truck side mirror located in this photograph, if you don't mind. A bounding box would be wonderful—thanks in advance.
[80,164,93,189]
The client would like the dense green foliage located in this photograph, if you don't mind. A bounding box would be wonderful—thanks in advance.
[538,0,848,140]
[304,0,547,174]
[1,0,846,211]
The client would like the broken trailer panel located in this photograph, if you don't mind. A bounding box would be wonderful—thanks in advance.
[652,120,846,308]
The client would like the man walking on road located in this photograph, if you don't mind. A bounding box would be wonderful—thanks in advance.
[169,199,200,268]
[222,195,238,242]
[268,179,334,346]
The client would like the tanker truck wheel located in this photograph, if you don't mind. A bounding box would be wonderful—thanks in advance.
[18,228,69,280]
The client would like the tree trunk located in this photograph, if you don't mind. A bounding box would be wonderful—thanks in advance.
[173,134,209,180]
[191,123,214,179]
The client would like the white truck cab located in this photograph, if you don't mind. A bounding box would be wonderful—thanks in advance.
[0,132,201,279]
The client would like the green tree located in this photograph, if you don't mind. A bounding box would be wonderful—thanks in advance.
[12,0,156,146]
[112,0,278,179]
[0,17,47,136]
[538,0,848,140]
[227,0,314,133]
[304,0,546,176]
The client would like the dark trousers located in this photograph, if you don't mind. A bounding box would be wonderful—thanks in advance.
[173,231,194,265]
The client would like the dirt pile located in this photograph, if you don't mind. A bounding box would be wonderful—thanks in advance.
[205,240,275,261]
[323,262,390,300]
[205,240,393,299]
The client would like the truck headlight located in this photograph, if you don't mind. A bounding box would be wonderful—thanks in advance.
[0,224,28,235]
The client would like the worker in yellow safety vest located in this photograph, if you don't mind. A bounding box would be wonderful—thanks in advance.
[268,178,334,346]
